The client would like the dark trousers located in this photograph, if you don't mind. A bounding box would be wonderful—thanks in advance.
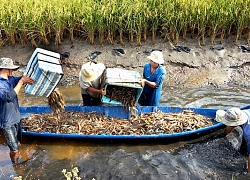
[81,94,101,106]
[138,93,147,106]
[3,121,22,151]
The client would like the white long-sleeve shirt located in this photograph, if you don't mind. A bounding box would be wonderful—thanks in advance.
[79,63,105,98]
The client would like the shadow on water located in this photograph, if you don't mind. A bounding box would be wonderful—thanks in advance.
[2,85,250,179]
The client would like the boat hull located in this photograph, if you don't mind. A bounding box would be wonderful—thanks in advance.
[20,105,224,139]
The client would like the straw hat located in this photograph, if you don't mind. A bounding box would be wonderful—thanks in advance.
[215,107,248,126]
[147,51,164,64]
[80,62,98,82]
[0,57,19,70]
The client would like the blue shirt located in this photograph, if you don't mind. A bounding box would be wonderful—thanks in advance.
[0,76,22,128]
[140,63,166,106]
[243,110,250,153]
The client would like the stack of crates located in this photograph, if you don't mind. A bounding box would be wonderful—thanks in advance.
[101,68,143,105]
[24,48,64,97]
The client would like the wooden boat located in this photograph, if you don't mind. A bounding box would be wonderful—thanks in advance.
[20,105,224,140]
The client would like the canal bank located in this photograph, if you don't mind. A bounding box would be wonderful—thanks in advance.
[1,37,250,89]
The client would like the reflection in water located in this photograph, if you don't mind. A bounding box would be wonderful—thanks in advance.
[1,84,250,179]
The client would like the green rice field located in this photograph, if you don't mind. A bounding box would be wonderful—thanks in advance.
[0,0,249,47]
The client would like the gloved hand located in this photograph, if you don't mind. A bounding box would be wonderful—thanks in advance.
[226,126,243,151]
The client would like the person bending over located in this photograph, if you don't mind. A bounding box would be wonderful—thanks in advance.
[79,62,106,106]
[216,107,250,172]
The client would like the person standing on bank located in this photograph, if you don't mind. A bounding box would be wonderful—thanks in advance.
[0,57,35,163]
[216,107,250,172]
[79,61,106,106]
[138,50,166,106]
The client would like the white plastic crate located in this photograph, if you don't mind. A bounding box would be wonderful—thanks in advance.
[101,68,143,105]
[24,48,64,97]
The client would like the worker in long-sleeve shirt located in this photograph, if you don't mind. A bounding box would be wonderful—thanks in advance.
[0,57,35,164]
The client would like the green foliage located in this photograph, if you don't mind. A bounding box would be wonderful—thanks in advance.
[0,0,249,46]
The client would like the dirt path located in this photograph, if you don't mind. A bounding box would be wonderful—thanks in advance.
[1,37,250,88]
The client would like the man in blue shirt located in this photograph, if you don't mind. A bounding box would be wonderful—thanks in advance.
[0,57,35,163]
[216,107,250,173]
[138,50,166,106]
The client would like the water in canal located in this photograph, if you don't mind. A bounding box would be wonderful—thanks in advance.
[1,84,250,180]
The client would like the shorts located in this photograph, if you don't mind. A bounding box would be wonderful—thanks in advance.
[3,122,22,151]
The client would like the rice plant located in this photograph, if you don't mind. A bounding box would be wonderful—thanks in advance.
[0,0,249,47]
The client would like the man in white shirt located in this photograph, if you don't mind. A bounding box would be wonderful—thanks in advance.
[79,62,106,105]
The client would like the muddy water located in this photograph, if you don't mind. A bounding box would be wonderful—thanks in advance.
[1,84,250,180]
[18,84,250,108]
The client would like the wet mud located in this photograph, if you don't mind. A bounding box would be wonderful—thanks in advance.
[1,38,250,89]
